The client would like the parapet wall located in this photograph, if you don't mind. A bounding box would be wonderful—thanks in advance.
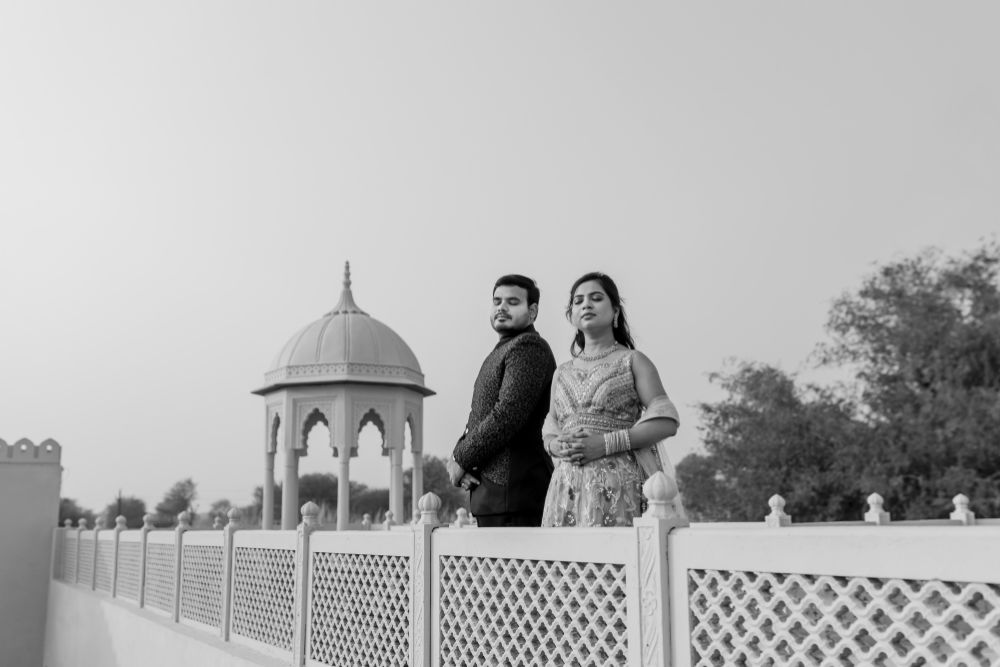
[0,437,62,667]
[1,437,63,463]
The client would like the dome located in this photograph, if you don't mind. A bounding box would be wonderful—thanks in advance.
[253,263,433,396]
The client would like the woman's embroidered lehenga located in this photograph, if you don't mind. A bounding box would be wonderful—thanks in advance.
[540,351,684,527]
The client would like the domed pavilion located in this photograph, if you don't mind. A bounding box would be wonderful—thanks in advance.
[252,262,434,530]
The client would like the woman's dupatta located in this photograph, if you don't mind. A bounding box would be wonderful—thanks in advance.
[633,395,687,519]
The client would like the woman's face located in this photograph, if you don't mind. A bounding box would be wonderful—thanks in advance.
[570,279,617,333]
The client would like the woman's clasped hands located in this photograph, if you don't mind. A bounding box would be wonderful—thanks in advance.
[551,426,605,466]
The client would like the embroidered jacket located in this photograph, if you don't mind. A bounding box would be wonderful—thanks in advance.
[453,325,556,516]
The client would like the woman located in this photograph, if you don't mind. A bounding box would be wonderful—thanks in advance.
[540,272,684,527]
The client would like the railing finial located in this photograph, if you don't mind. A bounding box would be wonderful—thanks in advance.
[864,492,891,525]
[301,501,320,529]
[642,471,679,519]
[417,492,442,526]
[765,494,792,527]
[950,493,976,525]
[452,508,473,528]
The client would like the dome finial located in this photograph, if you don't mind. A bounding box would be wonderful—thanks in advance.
[326,260,367,316]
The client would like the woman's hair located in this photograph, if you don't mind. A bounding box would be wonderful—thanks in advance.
[566,272,636,356]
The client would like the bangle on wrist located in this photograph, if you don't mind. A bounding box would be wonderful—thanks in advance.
[603,429,631,456]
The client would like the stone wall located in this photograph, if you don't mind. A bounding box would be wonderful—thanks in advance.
[0,438,62,667]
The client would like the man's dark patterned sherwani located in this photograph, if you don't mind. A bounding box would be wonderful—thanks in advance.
[452,324,557,527]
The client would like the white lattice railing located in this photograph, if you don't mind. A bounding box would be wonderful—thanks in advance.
[179,530,226,632]
[668,524,1000,666]
[115,532,143,603]
[144,530,178,618]
[307,530,418,667]
[229,530,298,660]
[62,529,78,584]
[95,530,116,593]
[433,528,646,667]
[77,529,96,588]
[49,481,1000,667]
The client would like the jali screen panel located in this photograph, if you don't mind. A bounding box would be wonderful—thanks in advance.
[438,555,629,667]
[231,545,297,653]
[308,551,411,667]
[688,569,1000,666]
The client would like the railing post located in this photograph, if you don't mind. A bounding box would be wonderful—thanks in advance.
[91,515,106,590]
[864,493,891,525]
[220,507,242,641]
[412,492,440,667]
[950,494,976,525]
[74,518,88,585]
[634,472,688,667]
[59,519,73,581]
[172,511,191,623]
[292,501,320,666]
[138,513,154,608]
[451,508,473,528]
[111,515,127,597]
[765,495,792,527]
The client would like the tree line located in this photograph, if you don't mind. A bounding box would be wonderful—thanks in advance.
[58,455,469,528]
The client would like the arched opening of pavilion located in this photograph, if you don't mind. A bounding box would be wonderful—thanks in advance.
[252,262,434,530]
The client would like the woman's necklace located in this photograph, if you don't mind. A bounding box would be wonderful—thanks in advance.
[577,342,619,362]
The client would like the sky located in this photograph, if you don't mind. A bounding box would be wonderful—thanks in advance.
[2,3,998,515]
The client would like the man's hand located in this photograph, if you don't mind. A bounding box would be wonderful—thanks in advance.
[458,472,481,491]
[446,458,465,486]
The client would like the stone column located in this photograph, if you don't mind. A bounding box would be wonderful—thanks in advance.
[390,445,404,522]
[335,448,349,531]
[263,450,275,530]
[411,450,424,522]
[281,449,299,530]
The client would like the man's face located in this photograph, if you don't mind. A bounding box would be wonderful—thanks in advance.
[491,284,536,333]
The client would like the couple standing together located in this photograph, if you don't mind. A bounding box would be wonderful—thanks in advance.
[447,272,685,528]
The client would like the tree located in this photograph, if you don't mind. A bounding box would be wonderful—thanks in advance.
[58,498,95,528]
[677,363,865,522]
[820,243,1000,518]
[154,478,197,526]
[679,242,1000,521]
[102,494,147,528]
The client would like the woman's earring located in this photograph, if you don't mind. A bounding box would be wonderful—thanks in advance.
[613,312,620,328]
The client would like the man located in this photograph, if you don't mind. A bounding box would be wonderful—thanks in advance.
[448,274,557,527]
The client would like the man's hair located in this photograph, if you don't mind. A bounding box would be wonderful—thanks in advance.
[493,274,540,306]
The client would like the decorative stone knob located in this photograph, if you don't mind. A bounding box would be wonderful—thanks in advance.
[177,511,191,528]
[864,493,890,525]
[765,494,791,527]
[301,501,320,528]
[115,515,128,530]
[142,513,155,530]
[361,513,372,530]
[63,519,73,528]
[78,518,89,529]
[641,472,679,519]
[227,507,243,528]
[418,492,442,526]
[452,508,472,528]
[950,493,976,524]
[383,510,395,530]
